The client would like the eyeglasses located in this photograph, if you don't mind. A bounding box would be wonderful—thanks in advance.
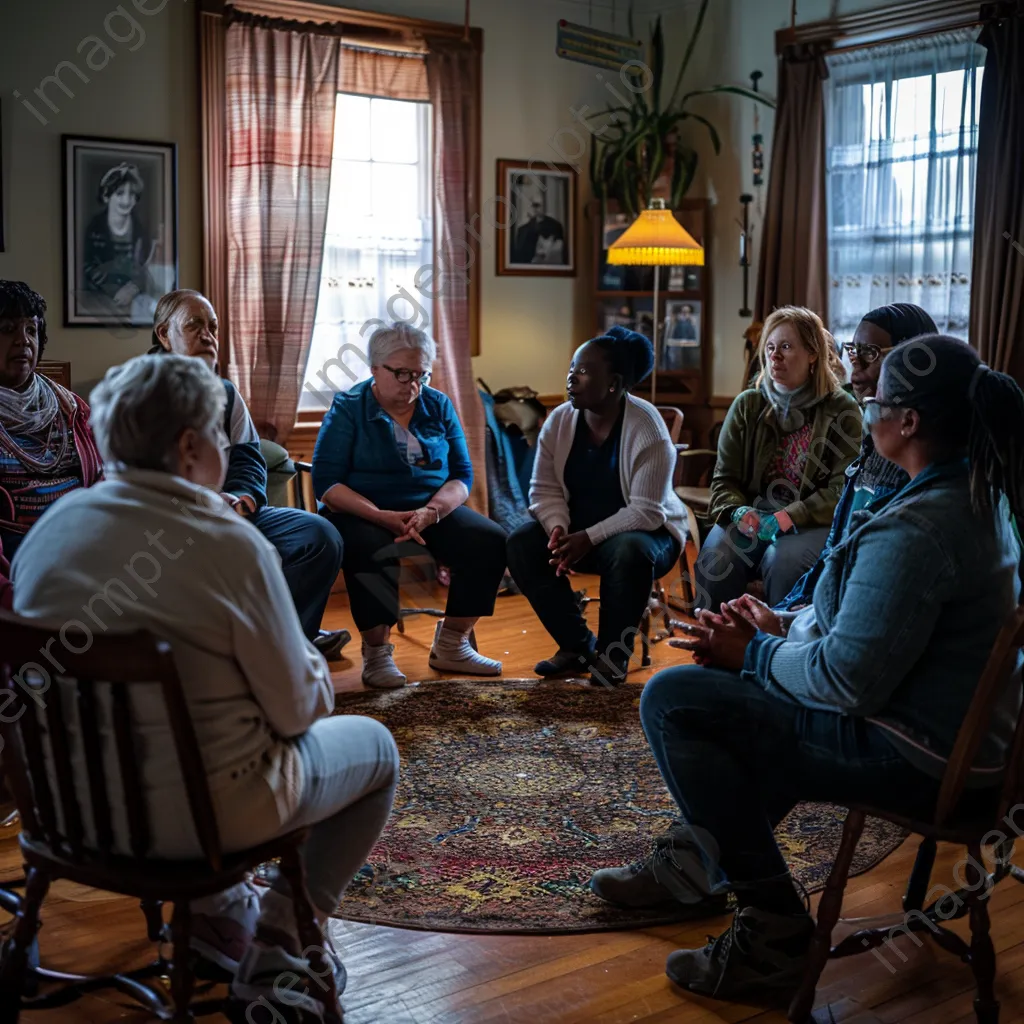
[862,396,902,425]
[842,343,893,365]
[381,364,431,385]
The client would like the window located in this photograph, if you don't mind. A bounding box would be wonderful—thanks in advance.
[301,93,433,410]
[826,30,985,343]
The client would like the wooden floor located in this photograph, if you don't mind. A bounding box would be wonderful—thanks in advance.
[3,579,1024,1023]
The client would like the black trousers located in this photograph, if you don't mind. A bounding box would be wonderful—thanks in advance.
[323,506,508,633]
[506,520,680,657]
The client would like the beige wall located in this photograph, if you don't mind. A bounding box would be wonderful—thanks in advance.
[0,0,200,396]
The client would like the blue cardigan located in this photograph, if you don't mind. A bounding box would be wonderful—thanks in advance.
[311,379,473,512]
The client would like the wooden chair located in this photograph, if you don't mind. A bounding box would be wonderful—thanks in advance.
[0,611,340,1024]
[789,605,1024,1023]
[656,406,686,445]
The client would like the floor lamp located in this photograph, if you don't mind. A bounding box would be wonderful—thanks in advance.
[606,198,705,404]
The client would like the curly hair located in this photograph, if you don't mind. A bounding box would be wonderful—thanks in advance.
[0,280,48,355]
[98,162,144,204]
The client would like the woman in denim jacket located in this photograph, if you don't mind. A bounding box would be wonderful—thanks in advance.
[312,323,507,688]
[593,336,1024,1006]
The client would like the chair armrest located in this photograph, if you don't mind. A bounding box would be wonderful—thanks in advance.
[674,448,717,489]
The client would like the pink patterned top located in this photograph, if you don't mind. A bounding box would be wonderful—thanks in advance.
[762,421,814,495]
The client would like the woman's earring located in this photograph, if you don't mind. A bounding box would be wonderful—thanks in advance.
[609,387,615,392]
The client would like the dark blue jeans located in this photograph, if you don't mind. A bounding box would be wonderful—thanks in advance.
[639,665,998,889]
[506,520,680,659]
[251,506,343,641]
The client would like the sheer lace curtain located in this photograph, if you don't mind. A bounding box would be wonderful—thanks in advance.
[826,30,986,343]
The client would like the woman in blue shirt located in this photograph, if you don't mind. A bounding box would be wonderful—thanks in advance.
[313,323,506,688]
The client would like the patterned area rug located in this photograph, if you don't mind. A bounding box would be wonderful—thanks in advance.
[331,679,908,934]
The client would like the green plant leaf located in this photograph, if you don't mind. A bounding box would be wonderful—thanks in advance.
[681,112,721,154]
[682,84,777,108]
[651,15,665,116]
[667,0,710,111]
[671,148,699,206]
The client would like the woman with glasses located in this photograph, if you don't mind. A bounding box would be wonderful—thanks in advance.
[312,322,507,687]
[692,306,861,611]
[607,335,1023,1007]
[775,302,936,610]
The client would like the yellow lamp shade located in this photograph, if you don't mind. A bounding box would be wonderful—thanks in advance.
[607,204,705,266]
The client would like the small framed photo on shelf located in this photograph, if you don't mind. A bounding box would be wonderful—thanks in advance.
[63,135,178,327]
[660,299,702,372]
[496,159,576,276]
[599,297,654,339]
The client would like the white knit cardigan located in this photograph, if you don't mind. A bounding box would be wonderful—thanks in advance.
[529,394,688,546]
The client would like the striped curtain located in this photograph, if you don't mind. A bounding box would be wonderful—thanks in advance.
[425,37,488,515]
[225,16,340,443]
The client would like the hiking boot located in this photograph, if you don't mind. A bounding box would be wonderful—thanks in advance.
[666,906,814,1005]
[590,823,728,912]
[361,642,407,689]
[534,644,595,678]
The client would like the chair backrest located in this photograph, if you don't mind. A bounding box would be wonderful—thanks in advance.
[656,406,685,445]
[934,605,1024,827]
[0,611,224,871]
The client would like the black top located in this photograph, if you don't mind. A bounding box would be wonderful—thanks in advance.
[564,405,627,533]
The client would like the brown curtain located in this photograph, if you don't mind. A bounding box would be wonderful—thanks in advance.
[971,9,1024,380]
[225,16,340,443]
[340,46,428,99]
[425,37,487,515]
[755,49,830,323]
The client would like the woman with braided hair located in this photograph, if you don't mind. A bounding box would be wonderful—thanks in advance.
[592,335,1024,1006]
[0,281,102,608]
[506,326,687,685]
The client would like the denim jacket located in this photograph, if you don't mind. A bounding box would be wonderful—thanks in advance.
[745,459,1022,781]
[311,379,473,512]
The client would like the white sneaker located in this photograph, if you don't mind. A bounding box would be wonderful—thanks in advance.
[190,880,262,975]
[361,642,407,689]
[428,625,502,676]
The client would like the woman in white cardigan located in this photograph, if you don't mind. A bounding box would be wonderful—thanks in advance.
[507,326,686,685]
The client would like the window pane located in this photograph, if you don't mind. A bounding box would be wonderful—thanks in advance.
[372,163,418,221]
[336,94,371,161]
[370,97,419,163]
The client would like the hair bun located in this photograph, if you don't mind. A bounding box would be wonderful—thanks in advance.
[601,325,655,388]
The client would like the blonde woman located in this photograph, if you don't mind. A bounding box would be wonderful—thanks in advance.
[693,306,861,610]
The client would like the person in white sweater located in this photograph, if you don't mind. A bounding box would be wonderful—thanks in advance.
[10,354,398,1021]
[506,326,686,684]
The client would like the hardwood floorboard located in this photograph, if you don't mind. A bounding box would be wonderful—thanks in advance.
[2,582,1022,1022]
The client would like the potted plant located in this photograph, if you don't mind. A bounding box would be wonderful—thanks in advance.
[589,0,776,217]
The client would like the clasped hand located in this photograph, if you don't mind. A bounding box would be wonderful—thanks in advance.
[378,507,436,544]
[547,526,593,576]
[668,594,785,671]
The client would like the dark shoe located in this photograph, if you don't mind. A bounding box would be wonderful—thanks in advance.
[313,629,351,661]
[666,906,814,1005]
[587,646,633,688]
[590,822,729,912]
[534,645,595,678]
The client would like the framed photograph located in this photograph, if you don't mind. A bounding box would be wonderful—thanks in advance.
[63,135,178,327]
[599,297,654,339]
[496,159,576,276]
[661,299,702,372]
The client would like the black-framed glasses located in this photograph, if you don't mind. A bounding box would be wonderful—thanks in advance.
[381,364,431,385]
[843,342,893,365]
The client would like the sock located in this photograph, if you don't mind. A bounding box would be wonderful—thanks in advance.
[735,874,807,917]
[256,888,300,951]
[191,880,252,918]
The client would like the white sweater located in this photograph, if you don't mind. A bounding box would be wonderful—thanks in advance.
[529,394,687,546]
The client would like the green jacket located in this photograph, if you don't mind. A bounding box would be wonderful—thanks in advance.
[709,386,863,528]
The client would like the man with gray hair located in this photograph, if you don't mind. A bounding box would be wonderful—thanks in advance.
[149,289,347,659]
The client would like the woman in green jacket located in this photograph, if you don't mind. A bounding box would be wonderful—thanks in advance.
[693,305,861,610]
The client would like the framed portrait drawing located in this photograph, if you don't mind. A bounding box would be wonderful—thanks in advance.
[496,159,576,277]
[62,135,178,327]
[660,299,703,373]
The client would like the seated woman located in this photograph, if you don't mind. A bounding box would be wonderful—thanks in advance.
[11,354,399,1018]
[150,289,347,659]
[312,322,507,688]
[506,326,686,685]
[1,280,102,608]
[779,302,936,610]
[593,336,1023,1006]
[694,306,861,611]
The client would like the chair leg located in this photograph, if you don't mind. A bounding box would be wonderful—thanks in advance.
[278,846,340,1024]
[0,866,50,1024]
[141,899,164,943]
[904,837,937,912]
[788,809,866,1023]
[168,901,195,1023]
[965,842,1000,1024]
[640,606,652,668]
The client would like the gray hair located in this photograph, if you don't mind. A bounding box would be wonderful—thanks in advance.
[150,288,210,352]
[89,354,226,471]
[367,322,436,369]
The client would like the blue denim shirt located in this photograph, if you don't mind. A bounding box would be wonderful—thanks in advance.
[745,459,1022,780]
[311,379,473,512]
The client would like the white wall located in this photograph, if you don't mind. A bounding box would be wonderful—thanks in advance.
[0,0,200,395]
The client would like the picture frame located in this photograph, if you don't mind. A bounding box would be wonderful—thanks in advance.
[62,134,178,327]
[598,297,654,340]
[496,159,576,277]
[661,299,703,372]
